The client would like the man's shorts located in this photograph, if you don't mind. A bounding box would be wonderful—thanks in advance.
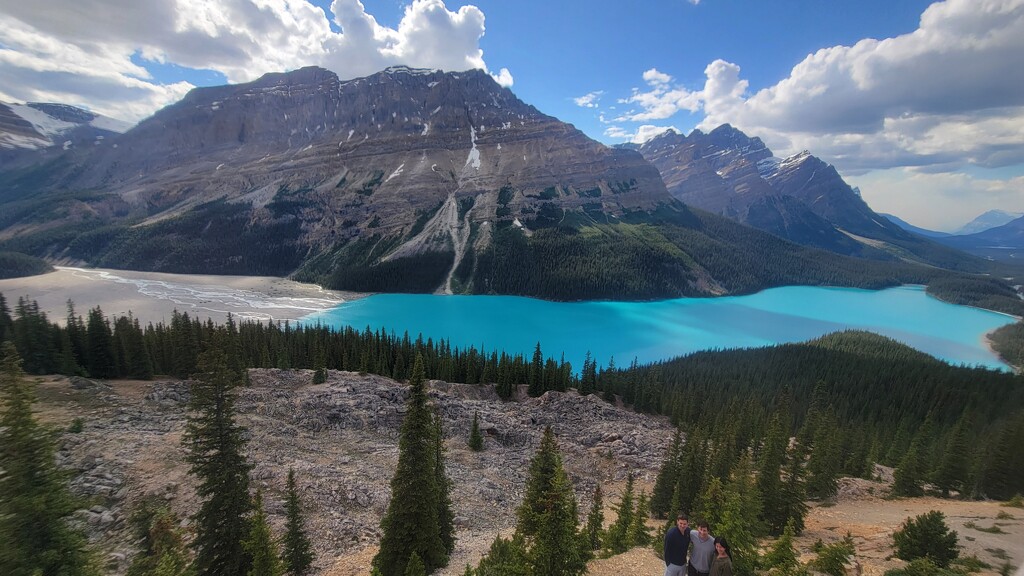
[665,564,686,576]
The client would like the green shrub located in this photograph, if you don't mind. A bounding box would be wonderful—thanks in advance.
[68,417,84,433]
[893,511,959,568]
[808,534,855,576]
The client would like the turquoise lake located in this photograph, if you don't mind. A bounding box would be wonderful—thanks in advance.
[301,285,1018,371]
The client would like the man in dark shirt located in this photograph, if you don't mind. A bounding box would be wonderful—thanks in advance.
[663,513,690,576]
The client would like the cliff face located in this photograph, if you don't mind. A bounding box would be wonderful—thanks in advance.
[0,66,676,290]
[64,66,667,238]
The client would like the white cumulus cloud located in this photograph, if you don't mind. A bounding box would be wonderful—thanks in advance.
[574,91,604,108]
[0,0,511,123]
[604,124,679,144]
[696,0,1024,174]
[849,170,1024,232]
[489,67,514,87]
[617,67,701,122]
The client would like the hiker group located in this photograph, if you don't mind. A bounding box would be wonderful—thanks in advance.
[663,514,733,576]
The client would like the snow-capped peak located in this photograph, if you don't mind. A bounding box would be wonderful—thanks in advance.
[1,102,133,151]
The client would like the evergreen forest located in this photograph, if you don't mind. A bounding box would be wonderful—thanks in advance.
[1,291,1023,576]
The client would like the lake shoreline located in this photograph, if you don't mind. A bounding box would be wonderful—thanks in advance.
[0,268,1015,372]
[0,267,363,326]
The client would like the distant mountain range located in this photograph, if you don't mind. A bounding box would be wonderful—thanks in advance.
[0,65,1001,299]
[627,126,984,272]
[880,214,950,238]
[879,210,1024,262]
[934,214,1024,262]
[954,210,1023,236]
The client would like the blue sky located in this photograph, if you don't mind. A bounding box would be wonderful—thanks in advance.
[1,0,1022,230]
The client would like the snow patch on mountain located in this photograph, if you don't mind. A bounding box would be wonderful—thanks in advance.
[756,157,782,178]
[465,126,481,170]
[9,103,77,137]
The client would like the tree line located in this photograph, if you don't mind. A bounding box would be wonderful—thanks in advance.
[3,292,1022,500]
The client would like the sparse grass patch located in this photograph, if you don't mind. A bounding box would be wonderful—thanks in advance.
[1002,494,1024,508]
[995,511,1014,520]
[68,417,84,433]
[971,524,1006,534]
[952,555,991,572]
[966,520,1006,533]
[986,548,1009,561]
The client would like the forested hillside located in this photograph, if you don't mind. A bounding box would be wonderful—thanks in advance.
[3,292,1021,501]
[0,251,52,279]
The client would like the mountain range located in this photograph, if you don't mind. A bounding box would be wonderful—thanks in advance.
[627,127,984,272]
[0,65,1005,299]
[934,214,1024,262]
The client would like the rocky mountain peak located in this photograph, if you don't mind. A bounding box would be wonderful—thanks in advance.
[0,101,129,162]
[638,127,685,152]
[705,123,771,161]
[2,64,674,293]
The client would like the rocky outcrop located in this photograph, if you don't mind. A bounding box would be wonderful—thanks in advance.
[48,370,673,575]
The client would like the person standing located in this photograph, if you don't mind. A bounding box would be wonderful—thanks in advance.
[688,520,716,576]
[710,536,733,576]
[663,513,691,576]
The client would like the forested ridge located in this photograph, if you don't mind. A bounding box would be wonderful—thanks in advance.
[3,290,1022,504]
[0,251,53,279]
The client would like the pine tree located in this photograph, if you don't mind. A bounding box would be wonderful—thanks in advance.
[806,410,842,500]
[758,413,789,534]
[628,490,652,547]
[184,341,254,576]
[476,535,531,575]
[282,469,314,576]
[312,342,326,385]
[245,490,284,576]
[468,411,484,452]
[578,351,595,395]
[892,416,934,498]
[373,354,450,575]
[583,485,605,552]
[698,453,762,576]
[126,505,192,576]
[514,426,586,575]
[0,342,98,576]
[605,473,636,553]
[979,410,1024,499]
[85,306,117,378]
[434,411,456,557]
[0,293,12,342]
[651,428,682,518]
[779,437,809,534]
[496,354,514,401]
[763,519,803,576]
[932,412,971,497]
[528,342,544,397]
[893,511,958,568]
